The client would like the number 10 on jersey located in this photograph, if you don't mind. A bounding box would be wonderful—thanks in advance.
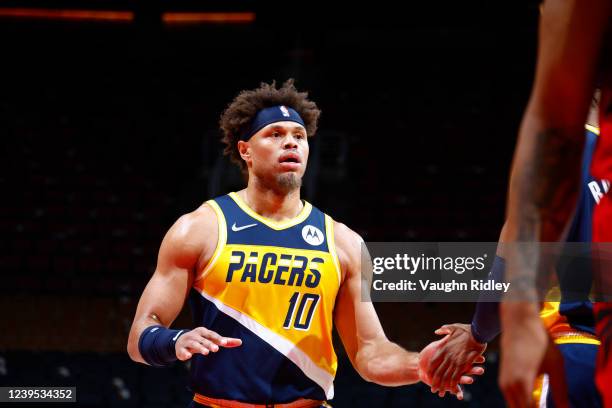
[283,292,320,331]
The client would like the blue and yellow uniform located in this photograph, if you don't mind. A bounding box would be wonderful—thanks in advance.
[187,192,341,406]
[534,126,604,408]
[540,125,604,337]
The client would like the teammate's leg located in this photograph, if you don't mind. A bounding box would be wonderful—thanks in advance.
[592,193,612,407]
[534,342,601,408]
[548,343,601,408]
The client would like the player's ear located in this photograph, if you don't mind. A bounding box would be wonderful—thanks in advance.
[237,140,251,163]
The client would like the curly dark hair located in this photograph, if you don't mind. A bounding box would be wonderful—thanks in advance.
[219,79,321,172]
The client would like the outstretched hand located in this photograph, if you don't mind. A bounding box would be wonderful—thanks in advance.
[175,327,242,361]
[419,323,486,399]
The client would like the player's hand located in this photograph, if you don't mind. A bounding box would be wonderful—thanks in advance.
[175,327,242,361]
[418,336,485,400]
[499,302,547,408]
[425,323,487,396]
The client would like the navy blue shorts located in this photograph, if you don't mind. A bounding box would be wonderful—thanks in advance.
[542,342,602,408]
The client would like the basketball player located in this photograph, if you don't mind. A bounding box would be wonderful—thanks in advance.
[497,0,611,407]
[422,113,605,406]
[126,80,482,407]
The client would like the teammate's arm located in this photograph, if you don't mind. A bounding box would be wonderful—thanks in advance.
[500,0,611,406]
[127,205,241,365]
[424,224,512,394]
[332,222,482,388]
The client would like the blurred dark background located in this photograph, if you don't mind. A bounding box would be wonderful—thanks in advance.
[0,1,540,406]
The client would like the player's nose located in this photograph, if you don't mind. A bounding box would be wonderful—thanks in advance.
[283,134,298,149]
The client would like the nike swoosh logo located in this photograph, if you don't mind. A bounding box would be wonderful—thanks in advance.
[232,222,258,232]
[172,330,184,341]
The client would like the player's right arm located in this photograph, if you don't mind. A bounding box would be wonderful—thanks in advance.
[127,204,241,365]
[499,0,611,407]
[500,1,610,406]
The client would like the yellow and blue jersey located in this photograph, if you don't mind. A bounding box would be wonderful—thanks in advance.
[187,192,341,403]
[541,126,606,339]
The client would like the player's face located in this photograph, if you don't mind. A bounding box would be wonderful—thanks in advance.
[240,121,309,192]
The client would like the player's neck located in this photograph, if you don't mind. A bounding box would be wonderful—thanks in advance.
[587,106,599,129]
[239,182,303,222]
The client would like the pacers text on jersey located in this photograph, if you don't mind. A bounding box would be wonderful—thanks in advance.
[226,250,323,287]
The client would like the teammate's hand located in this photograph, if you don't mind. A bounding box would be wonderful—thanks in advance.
[175,327,242,361]
[499,302,547,408]
[418,336,485,400]
[425,323,487,396]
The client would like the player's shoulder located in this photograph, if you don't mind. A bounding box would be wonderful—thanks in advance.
[333,221,364,247]
[163,202,219,253]
[332,220,365,270]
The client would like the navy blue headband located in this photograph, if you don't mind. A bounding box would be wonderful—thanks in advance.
[240,105,305,141]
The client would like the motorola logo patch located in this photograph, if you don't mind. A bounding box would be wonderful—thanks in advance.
[302,225,324,246]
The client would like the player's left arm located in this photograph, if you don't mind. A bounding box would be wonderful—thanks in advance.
[332,222,481,388]
[332,222,418,386]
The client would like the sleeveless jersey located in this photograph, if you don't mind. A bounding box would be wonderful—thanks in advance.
[540,127,608,337]
[187,192,341,403]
